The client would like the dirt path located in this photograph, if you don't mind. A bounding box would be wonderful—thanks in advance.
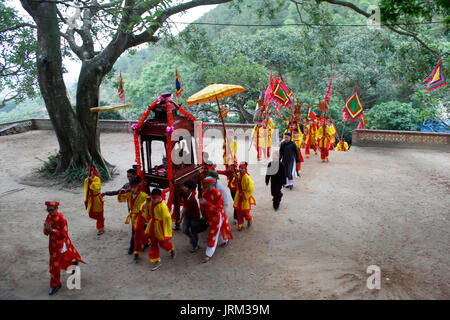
[0,131,449,299]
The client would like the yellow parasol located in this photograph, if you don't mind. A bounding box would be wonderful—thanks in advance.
[187,84,245,105]
[187,83,245,151]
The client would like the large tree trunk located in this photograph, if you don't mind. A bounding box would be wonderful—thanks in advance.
[20,0,108,175]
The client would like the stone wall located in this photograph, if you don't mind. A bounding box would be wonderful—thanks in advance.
[352,129,450,150]
[0,120,35,136]
[0,118,254,136]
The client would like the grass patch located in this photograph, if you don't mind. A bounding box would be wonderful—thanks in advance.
[39,153,116,185]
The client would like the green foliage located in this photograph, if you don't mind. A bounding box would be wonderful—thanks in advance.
[379,0,450,26]
[0,1,38,107]
[39,153,115,184]
[99,110,125,120]
[365,101,420,131]
[3,0,448,138]
[0,98,48,123]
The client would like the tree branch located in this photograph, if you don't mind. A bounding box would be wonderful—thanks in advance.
[0,23,36,33]
[126,0,232,49]
[301,0,439,56]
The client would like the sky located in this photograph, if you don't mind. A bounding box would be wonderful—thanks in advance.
[9,0,217,84]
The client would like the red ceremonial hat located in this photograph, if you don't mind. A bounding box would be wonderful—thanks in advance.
[45,201,60,206]
[239,162,247,168]
[203,176,216,184]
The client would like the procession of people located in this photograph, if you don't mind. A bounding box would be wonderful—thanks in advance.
[42,81,352,296]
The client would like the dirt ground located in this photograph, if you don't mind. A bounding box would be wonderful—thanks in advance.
[0,130,449,300]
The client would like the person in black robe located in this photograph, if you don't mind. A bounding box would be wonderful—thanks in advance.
[265,151,286,211]
[279,132,300,190]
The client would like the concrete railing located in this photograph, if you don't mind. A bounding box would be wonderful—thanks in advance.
[352,129,450,150]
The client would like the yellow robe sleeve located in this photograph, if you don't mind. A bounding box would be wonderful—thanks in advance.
[89,176,101,193]
[242,174,254,199]
[84,176,102,212]
[118,191,130,203]
[161,202,173,240]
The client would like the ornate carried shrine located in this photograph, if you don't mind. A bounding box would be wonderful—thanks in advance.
[132,93,204,221]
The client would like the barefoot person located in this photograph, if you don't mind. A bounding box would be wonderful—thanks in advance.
[118,177,148,262]
[231,162,256,231]
[199,177,233,263]
[43,201,85,296]
[84,165,105,235]
[144,188,176,271]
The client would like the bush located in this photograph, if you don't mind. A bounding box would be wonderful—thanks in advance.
[365,101,420,131]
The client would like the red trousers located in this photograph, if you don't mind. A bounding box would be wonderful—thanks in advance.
[320,147,329,160]
[133,221,147,255]
[89,210,104,231]
[50,261,62,288]
[297,146,304,172]
[305,142,317,157]
[236,209,253,228]
[49,249,78,287]
[257,147,263,160]
[149,236,174,263]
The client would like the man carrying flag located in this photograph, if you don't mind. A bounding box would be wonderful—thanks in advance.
[304,119,318,157]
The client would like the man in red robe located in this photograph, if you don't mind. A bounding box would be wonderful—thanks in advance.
[217,162,238,224]
[199,177,233,263]
[44,201,85,295]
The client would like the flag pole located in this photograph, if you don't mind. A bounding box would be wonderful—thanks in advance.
[340,117,347,142]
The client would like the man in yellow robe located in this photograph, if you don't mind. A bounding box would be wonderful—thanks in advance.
[222,131,238,167]
[231,162,256,231]
[316,118,335,162]
[335,139,349,151]
[118,178,148,262]
[284,120,304,175]
[304,120,318,157]
[251,118,274,161]
[84,166,105,235]
[144,188,175,271]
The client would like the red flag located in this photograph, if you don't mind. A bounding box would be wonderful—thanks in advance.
[324,76,332,103]
[361,113,366,129]
[117,71,124,101]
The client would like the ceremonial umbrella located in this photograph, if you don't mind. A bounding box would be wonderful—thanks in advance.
[187,83,245,145]
[85,104,132,207]
[187,84,245,165]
